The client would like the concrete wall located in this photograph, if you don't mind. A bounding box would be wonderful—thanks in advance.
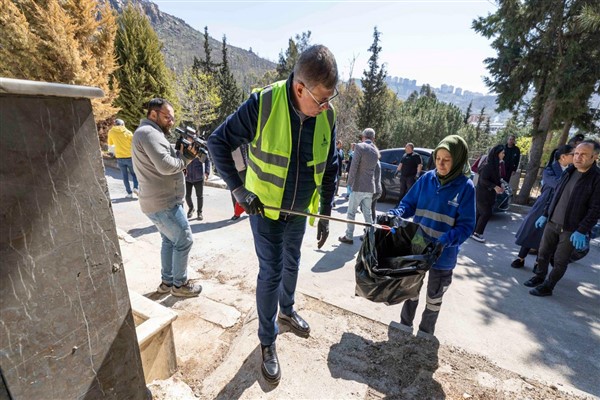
[0,78,148,399]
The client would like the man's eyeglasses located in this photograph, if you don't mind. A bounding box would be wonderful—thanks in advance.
[303,84,339,108]
[157,110,174,121]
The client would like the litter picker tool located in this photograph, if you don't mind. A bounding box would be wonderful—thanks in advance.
[263,206,395,232]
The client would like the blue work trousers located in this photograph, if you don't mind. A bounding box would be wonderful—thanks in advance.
[250,214,306,346]
[117,157,138,194]
[146,204,193,287]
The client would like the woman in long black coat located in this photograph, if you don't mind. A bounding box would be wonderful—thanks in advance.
[472,145,505,243]
[511,145,574,268]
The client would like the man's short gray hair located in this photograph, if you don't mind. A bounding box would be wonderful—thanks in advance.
[115,119,124,126]
[293,45,338,90]
[362,128,375,139]
[580,139,600,155]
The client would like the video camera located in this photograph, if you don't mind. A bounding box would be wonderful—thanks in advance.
[175,126,209,163]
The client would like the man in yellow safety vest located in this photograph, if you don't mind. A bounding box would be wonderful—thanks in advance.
[208,45,339,385]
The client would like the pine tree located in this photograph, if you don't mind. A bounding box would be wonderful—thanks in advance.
[275,31,312,81]
[216,35,243,125]
[390,92,464,149]
[113,4,179,130]
[357,27,388,135]
[1,0,119,123]
[473,0,600,203]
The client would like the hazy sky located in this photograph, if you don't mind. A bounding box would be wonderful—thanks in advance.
[154,0,498,94]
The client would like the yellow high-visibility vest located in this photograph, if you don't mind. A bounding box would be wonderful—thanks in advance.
[246,80,335,221]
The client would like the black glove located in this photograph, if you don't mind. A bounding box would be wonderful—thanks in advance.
[232,186,264,216]
[432,241,445,259]
[317,219,329,249]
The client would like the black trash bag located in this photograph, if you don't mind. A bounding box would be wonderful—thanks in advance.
[355,216,442,305]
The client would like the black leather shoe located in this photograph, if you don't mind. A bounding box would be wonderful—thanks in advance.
[187,208,194,218]
[197,212,203,221]
[278,311,311,337]
[529,284,553,297]
[338,235,354,244]
[524,275,545,287]
[260,343,281,385]
[511,258,525,268]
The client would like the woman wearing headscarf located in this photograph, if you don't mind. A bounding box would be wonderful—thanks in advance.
[511,145,574,269]
[472,144,505,243]
[387,135,475,335]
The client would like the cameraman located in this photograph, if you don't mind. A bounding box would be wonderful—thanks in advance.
[131,98,202,298]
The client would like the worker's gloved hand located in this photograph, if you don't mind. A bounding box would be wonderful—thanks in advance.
[232,186,264,216]
[432,241,446,260]
[535,216,548,229]
[570,231,587,250]
[387,208,403,217]
[316,219,329,249]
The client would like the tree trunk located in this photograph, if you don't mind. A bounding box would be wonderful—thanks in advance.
[516,87,558,204]
[558,120,572,146]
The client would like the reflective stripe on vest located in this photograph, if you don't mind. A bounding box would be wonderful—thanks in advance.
[246,80,335,220]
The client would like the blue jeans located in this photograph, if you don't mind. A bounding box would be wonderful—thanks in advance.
[117,158,138,194]
[250,214,307,346]
[146,204,193,287]
[345,191,373,238]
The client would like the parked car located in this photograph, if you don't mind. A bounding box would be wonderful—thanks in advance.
[378,147,433,201]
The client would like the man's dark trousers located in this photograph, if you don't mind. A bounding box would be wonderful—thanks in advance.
[534,221,574,289]
[398,175,416,202]
[250,214,306,346]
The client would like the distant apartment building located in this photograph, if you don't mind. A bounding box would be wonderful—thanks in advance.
[440,84,455,94]
[454,87,462,96]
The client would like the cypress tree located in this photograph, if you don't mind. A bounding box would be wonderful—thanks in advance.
[216,35,243,124]
[1,0,119,123]
[199,26,219,75]
[357,27,388,134]
[113,4,178,130]
[464,101,473,124]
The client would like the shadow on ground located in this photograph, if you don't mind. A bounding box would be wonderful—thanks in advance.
[458,211,600,396]
[327,325,444,399]
[213,345,276,399]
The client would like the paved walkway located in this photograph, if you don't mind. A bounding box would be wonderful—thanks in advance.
[105,162,600,397]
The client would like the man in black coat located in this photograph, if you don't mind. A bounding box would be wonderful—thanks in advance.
[503,135,521,181]
[524,140,600,297]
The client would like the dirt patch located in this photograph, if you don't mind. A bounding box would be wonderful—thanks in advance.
[148,287,591,400]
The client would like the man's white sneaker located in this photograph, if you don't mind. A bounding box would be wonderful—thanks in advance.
[133,188,139,196]
[471,233,485,243]
[125,193,134,199]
